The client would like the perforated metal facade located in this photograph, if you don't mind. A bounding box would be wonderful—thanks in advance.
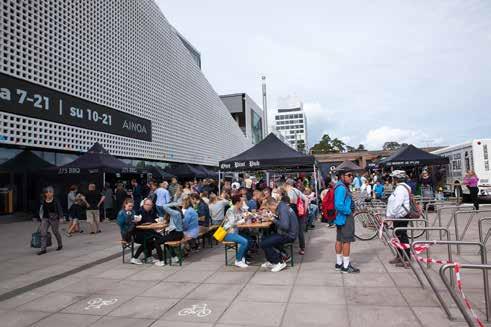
[0,0,249,165]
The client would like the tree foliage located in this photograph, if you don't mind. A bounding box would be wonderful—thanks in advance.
[382,141,407,151]
[311,134,346,153]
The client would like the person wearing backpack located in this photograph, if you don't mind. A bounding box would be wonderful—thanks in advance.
[386,170,412,269]
[284,179,307,255]
[321,177,336,228]
[334,168,360,273]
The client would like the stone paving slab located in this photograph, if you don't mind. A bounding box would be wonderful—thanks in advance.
[1,210,491,326]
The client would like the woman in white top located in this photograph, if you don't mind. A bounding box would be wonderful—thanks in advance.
[209,193,229,225]
[360,179,372,200]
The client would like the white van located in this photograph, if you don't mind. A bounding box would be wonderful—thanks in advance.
[432,139,491,200]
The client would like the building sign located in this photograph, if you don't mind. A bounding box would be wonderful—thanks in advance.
[0,73,152,141]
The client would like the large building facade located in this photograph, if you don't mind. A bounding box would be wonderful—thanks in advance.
[220,93,263,145]
[0,0,249,167]
[273,97,308,152]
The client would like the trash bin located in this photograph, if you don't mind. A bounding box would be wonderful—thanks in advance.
[0,188,14,214]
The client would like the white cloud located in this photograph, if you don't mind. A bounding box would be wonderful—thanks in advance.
[364,126,443,150]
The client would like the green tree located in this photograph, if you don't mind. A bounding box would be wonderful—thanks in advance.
[357,144,367,151]
[296,139,306,153]
[383,141,401,151]
[311,134,346,153]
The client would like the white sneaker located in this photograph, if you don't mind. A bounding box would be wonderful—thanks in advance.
[261,261,274,269]
[235,260,249,268]
[242,257,251,265]
[271,262,287,273]
[171,256,180,264]
[130,258,143,265]
[154,261,166,267]
[145,257,157,264]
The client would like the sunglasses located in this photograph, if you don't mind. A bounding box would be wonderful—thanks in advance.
[345,173,354,177]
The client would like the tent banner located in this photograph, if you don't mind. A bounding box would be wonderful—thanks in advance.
[220,160,261,170]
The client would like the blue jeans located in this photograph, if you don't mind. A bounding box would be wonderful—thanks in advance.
[261,234,293,264]
[308,204,319,226]
[155,206,165,217]
[224,232,249,261]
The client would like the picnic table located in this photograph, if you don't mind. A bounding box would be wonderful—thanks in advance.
[136,222,168,230]
[237,220,273,229]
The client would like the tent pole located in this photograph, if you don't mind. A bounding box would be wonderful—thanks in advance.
[313,164,319,205]
[218,170,221,195]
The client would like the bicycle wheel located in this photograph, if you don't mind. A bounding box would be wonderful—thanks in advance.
[353,211,379,241]
[408,219,426,239]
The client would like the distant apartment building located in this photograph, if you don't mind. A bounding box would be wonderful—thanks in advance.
[220,93,264,144]
[274,96,308,152]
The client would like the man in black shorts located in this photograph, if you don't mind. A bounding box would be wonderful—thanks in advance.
[334,168,360,274]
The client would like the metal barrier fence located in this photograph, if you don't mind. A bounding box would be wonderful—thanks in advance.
[478,217,491,256]
[440,263,491,327]
[411,240,490,323]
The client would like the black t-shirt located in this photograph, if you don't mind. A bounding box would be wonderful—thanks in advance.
[43,200,56,218]
[85,191,101,209]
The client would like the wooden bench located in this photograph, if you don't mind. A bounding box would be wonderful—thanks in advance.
[163,240,185,266]
[120,239,134,264]
[223,241,238,266]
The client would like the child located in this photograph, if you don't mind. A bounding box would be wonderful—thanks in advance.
[67,194,88,236]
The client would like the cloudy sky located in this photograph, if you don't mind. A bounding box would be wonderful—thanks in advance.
[156,0,491,150]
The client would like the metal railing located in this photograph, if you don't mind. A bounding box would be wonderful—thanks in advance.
[411,240,490,322]
[453,209,491,254]
[440,263,491,326]
[478,217,491,256]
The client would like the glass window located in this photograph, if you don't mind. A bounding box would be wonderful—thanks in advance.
[0,148,21,164]
[251,109,263,144]
[55,153,78,166]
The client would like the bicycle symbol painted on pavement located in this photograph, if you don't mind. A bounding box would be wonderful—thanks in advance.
[178,303,212,317]
[84,298,118,310]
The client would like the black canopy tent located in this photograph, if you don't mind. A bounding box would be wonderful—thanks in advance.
[143,165,175,181]
[166,163,207,180]
[0,150,56,212]
[218,133,319,197]
[379,144,449,167]
[219,133,316,171]
[49,142,138,187]
[195,165,218,179]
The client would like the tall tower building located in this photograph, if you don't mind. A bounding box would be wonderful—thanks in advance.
[274,96,308,152]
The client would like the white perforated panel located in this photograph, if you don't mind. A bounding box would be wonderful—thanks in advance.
[0,0,250,165]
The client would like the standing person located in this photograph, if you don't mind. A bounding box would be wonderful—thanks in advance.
[173,184,184,204]
[261,197,299,272]
[67,194,88,236]
[36,186,63,255]
[131,179,143,212]
[85,183,105,234]
[223,194,249,268]
[67,185,78,221]
[155,181,171,217]
[464,170,480,210]
[284,179,307,255]
[146,181,158,205]
[102,183,114,221]
[304,187,319,229]
[360,179,372,201]
[373,180,385,200]
[386,170,412,268]
[334,169,360,273]
[168,177,179,199]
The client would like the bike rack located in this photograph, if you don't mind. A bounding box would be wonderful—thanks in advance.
[434,205,466,238]
[379,218,428,262]
[454,210,491,255]
[440,263,491,327]
[411,240,490,322]
[478,217,491,256]
[392,226,453,288]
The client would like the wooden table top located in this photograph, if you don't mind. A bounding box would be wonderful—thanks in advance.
[237,221,273,229]
[136,222,168,230]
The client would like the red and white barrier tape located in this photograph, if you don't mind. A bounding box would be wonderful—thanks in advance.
[390,238,484,327]
[454,264,485,327]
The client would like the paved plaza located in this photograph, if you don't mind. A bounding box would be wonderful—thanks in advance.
[0,210,490,327]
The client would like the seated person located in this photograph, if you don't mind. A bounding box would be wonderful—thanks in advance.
[116,198,149,265]
[209,193,229,226]
[260,196,299,273]
[182,197,199,239]
[223,194,249,268]
[131,198,166,266]
[161,202,185,263]
[190,193,211,227]
[247,190,262,212]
